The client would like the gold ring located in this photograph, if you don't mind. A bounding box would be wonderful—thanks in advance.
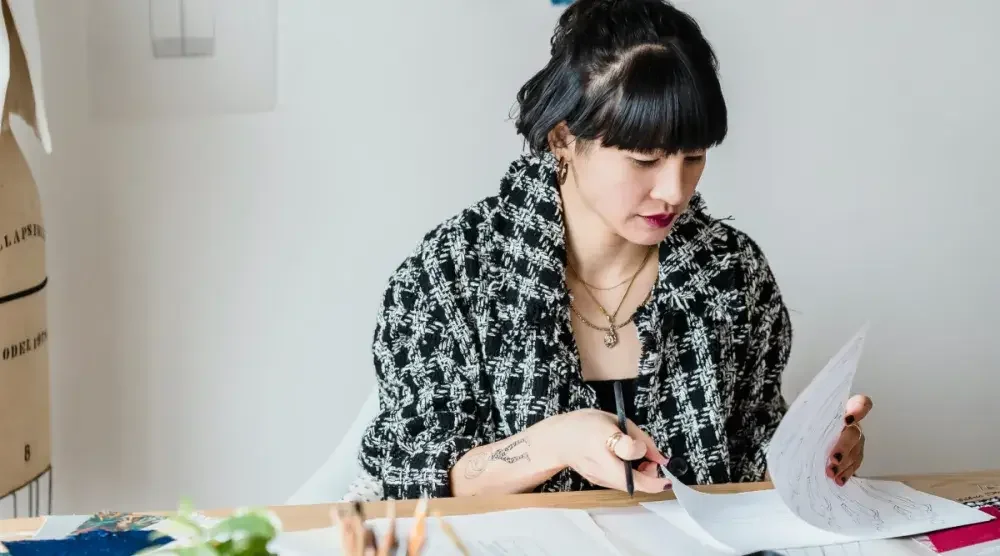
[847,421,863,437]
[606,431,624,453]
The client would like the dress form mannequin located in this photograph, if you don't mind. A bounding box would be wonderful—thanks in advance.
[0,0,52,516]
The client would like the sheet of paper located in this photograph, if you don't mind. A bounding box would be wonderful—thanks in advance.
[642,326,992,553]
[645,497,933,556]
[771,540,931,555]
[268,526,342,555]
[588,506,732,556]
[634,499,739,554]
[765,326,991,538]
[270,508,623,556]
[645,474,859,553]
[31,515,90,540]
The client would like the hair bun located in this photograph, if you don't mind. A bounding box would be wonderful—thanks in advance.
[552,0,679,52]
[571,0,653,16]
[551,0,617,53]
[518,0,725,155]
[563,0,618,20]
[575,0,617,8]
[575,0,623,8]
[553,0,698,56]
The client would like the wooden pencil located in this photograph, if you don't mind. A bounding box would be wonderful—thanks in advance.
[433,511,470,556]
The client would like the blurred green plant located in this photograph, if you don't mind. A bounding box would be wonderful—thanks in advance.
[136,499,281,556]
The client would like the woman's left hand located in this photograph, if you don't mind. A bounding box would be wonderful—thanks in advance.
[826,394,873,486]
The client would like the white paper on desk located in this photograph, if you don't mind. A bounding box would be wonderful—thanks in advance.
[31,515,91,540]
[268,526,341,555]
[270,508,623,556]
[646,473,858,554]
[642,325,992,554]
[771,539,934,556]
[645,499,930,556]
[589,505,733,556]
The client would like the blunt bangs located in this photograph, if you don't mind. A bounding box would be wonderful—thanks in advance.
[567,45,728,155]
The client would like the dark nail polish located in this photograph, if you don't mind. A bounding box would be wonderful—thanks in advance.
[845,415,855,425]
[664,483,673,491]
[831,465,839,474]
[834,452,842,462]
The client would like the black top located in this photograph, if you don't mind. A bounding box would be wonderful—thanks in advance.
[588,378,637,419]
[589,378,642,471]
[588,377,696,480]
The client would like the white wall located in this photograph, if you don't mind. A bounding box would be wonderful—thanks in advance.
[16,0,1000,514]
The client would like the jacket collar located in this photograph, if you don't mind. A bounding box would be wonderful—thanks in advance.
[491,152,568,325]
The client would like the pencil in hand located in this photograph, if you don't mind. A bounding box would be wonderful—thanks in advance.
[613,380,635,497]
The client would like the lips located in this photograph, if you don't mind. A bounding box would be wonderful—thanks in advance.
[643,213,675,229]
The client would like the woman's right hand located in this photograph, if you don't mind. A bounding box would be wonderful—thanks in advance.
[547,409,672,494]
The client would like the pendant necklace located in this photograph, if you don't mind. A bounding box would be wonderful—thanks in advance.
[568,246,654,348]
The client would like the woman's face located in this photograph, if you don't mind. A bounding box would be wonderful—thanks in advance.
[556,134,708,246]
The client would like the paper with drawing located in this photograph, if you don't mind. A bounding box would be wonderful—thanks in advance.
[641,499,931,555]
[643,326,992,553]
[646,482,855,554]
[765,326,989,537]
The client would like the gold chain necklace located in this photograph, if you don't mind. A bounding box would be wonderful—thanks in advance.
[568,246,654,348]
[572,269,635,291]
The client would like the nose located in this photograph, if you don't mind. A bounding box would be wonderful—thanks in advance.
[649,161,688,207]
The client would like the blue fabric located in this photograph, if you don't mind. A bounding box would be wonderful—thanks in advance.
[2,530,172,556]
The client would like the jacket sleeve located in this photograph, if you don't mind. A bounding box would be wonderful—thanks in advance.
[729,250,793,482]
[357,254,484,500]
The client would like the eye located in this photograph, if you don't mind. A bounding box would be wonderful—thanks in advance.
[631,157,659,168]
[684,154,706,164]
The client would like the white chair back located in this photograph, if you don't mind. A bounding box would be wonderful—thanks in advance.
[286,386,379,505]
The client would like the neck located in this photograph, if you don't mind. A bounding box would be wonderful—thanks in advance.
[559,178,650,286]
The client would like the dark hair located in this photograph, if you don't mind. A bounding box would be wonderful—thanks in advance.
[514,0,727,156]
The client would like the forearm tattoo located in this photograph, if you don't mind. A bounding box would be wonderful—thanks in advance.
[490,438,530,464]
[463,438,531,479]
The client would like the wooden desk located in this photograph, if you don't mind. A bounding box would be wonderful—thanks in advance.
[1,469,998,537]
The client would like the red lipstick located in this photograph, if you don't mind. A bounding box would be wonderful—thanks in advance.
[643,213,675,229]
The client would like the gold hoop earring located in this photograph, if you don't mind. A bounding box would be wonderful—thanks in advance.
[556,158,568,185]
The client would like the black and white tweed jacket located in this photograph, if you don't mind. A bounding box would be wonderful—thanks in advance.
[353,152,793,501]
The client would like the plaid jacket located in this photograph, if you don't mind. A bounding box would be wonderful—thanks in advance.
[356,152,793,500]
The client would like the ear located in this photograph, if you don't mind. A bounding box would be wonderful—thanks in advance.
[546,122,575,157]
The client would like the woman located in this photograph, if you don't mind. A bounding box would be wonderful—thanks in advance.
[349,0,872,502]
